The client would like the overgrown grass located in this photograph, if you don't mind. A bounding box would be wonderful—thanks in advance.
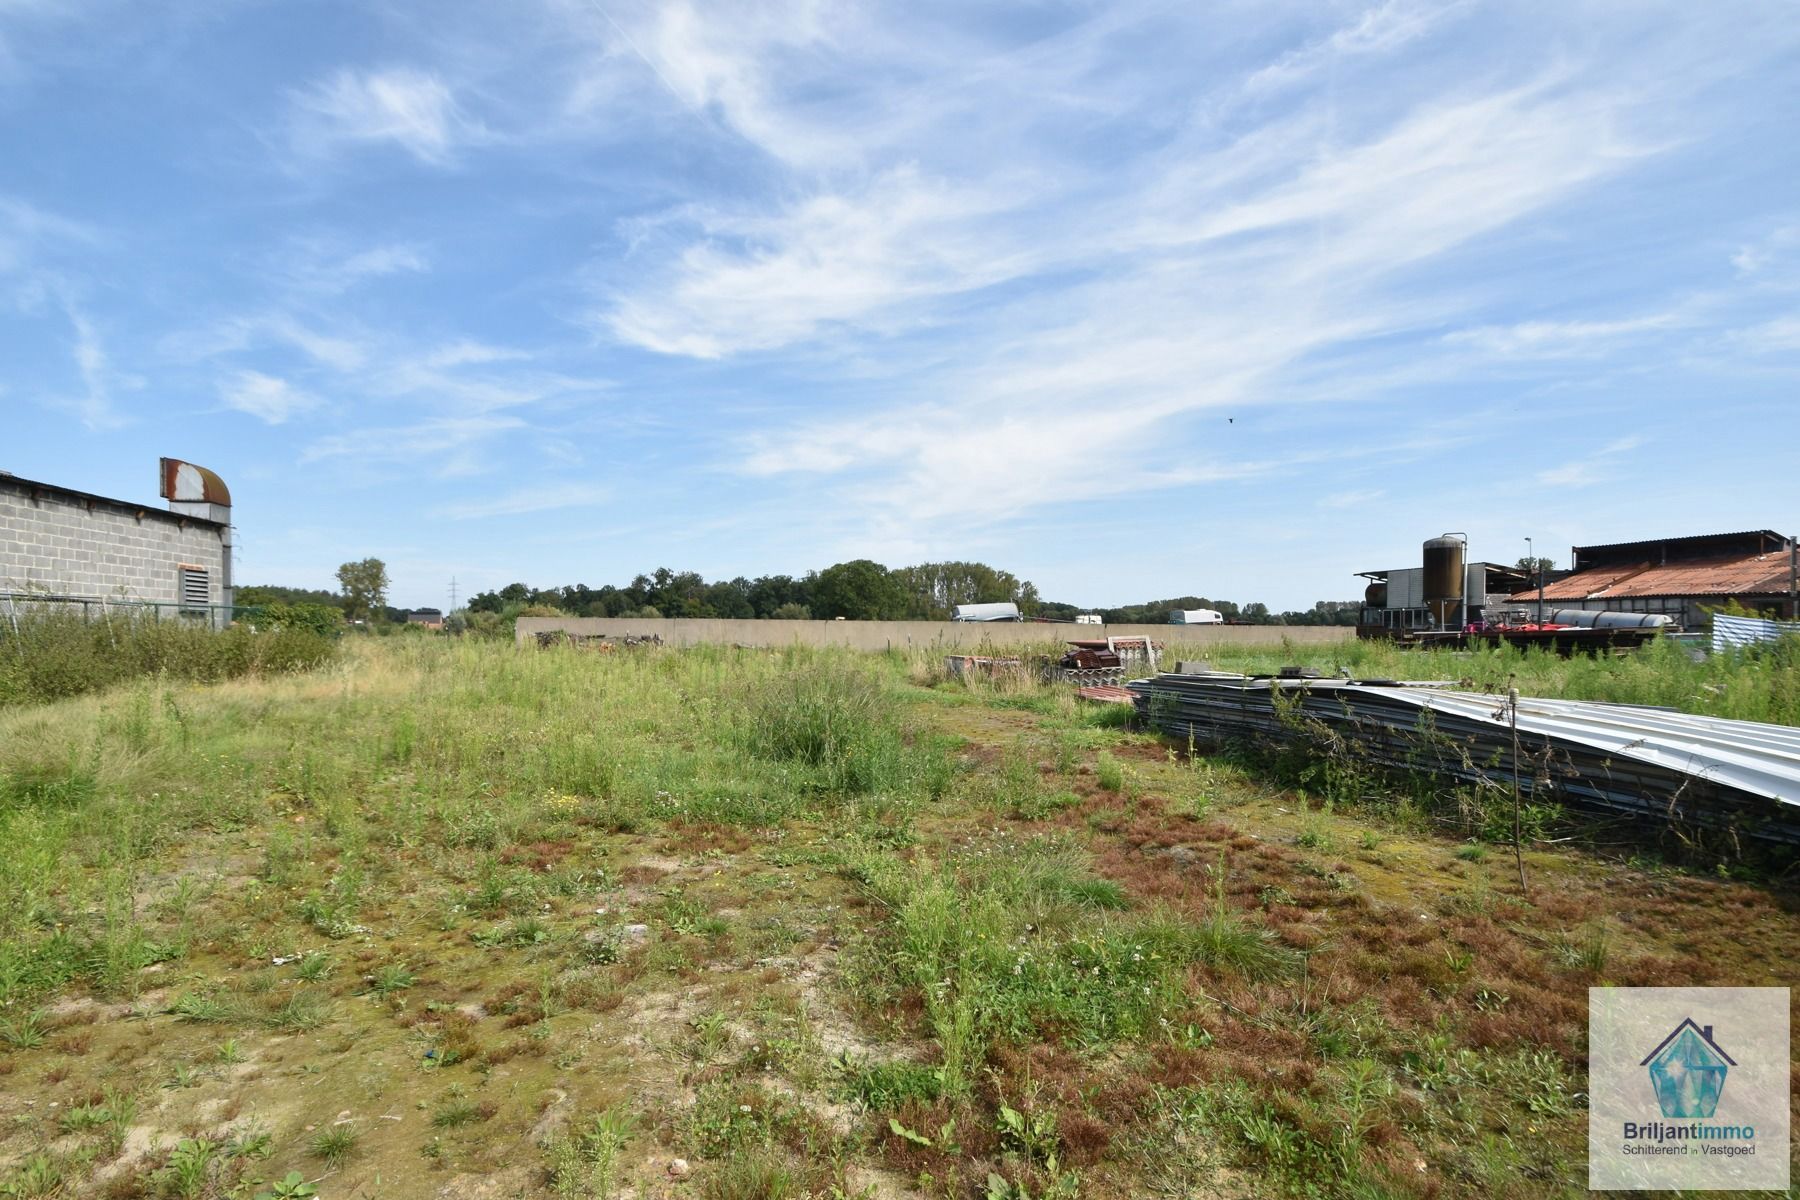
[0,635,1791,1200]
[0,608,334,707]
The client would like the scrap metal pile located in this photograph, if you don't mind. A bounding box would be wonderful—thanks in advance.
[1127,671,1800,843]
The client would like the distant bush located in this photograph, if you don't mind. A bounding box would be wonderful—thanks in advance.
[239,602,342,638]
[0,610,335,707]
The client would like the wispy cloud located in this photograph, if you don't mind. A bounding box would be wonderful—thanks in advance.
[1246,0,1469,96]
[1731,224,1800,277]
[1444,314,1678,357]
[1534,435,1646,487]
[610,0,850,167]
[43,298,131,431]
[1729,315,1800,354]
[162,313,368,371]
[439,482,610,519]
[0,195,97,271]
[301,414,527,476]
[705,71,1663,532]
[606,167,1025,357]
[276,238,430,293]
[289,67,481,165]
[218,369,317,424]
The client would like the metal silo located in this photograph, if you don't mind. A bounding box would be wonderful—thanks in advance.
[1423,534,1465,628]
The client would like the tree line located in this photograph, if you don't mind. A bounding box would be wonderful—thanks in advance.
[462,560,1363,626]
[240,556,1362,629]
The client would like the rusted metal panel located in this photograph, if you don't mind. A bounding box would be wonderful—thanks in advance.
[159,458,231,506]
[1075,685,1134,705]
[1514,553,1794,601]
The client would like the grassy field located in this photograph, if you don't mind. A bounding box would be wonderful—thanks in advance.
[0,638,1795,1199]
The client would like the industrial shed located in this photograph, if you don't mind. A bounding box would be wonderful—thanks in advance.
[1356,560,1531,633]
[1512,530,1797,628]
[0,458,234,627]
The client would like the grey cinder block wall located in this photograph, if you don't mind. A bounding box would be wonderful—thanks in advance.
[0,475,230,621]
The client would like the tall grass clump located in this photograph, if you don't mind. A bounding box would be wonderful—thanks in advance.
[0,609,334,707]
[737,653,944,797]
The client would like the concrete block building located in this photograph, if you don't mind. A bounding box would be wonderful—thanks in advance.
[0,458,233,626]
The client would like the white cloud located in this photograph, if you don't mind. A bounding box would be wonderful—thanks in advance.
[421,340,530,369]
[1246,0,1469,95]
[1730,315,1800,353]
[1731,225,1800,276]
[619,0,849,166]
[290,67,480,165]
[44,298,130,431]
[218,369,317,424]
[606,166,1025,357]
[716,74,1662,530]
[301,415,527,476]
[163,313,367,371]
[1444,314,1677,357]
[439,482,610,519]
[279,240,430,293]
[1534,436,1645,487]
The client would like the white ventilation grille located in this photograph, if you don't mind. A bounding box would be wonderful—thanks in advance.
[179,566,209,609]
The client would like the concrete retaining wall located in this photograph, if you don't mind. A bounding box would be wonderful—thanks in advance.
[515,616,1354,652]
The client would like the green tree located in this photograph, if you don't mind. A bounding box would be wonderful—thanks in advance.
[811,559,907,620]
[892,561,1029,619]
[335,558,390,625]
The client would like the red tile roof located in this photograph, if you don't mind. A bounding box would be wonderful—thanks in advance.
[1512,551,1796,601]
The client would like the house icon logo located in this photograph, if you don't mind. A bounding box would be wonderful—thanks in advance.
[1640,1017,1736,1118]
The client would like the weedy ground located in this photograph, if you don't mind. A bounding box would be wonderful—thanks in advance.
[0,638,1794,1199]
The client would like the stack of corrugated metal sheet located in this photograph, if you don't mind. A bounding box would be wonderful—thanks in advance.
[1126,672,1800,842]
[1712,613,1800,653]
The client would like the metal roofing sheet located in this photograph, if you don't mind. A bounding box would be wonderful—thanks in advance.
[1574,530,1785,554]
[1391,689,1800,806]
[1126,673,1800,834]
[1513,553,1794,601]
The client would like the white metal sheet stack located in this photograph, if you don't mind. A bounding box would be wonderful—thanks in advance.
[1127,672,1800,843]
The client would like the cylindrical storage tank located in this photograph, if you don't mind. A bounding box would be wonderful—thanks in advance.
[1422,535,1465,627]
[952,602,1021,622]
[1364,581,1387,607]
[1547,609,1672,630]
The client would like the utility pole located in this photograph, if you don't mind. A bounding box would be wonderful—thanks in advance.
[449,576,459,612]
[1789,537,1796,621]
[1525,537,1544,625]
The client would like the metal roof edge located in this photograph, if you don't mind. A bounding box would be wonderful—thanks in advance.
[0,473,227,529]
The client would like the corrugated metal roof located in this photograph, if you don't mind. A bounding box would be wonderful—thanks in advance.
[1573,529,1785,555]
[1513,552,1795,601]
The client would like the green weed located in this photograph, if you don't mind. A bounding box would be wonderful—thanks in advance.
[308,1125,359,1168]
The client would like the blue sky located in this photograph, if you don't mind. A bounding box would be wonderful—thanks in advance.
[2,1,1797,611]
